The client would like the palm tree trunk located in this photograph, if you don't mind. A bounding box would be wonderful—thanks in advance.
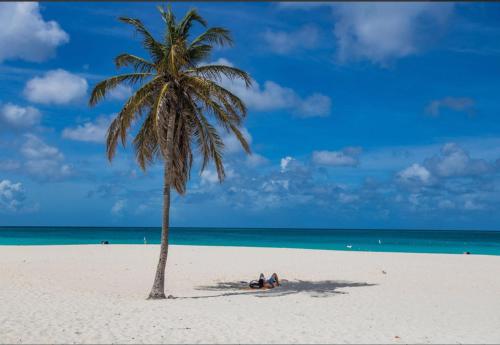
[148,112,176,300]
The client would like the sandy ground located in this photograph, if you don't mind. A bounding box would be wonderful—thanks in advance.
[1,245,500,344]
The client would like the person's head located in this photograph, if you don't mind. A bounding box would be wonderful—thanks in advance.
[272,273,280,286]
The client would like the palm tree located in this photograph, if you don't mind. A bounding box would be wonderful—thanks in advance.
[89,5,252,299]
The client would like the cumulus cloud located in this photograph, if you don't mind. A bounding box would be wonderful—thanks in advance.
[424,143,492,178]
[200,169,220,185]
[212,58,331,117]
[392,142,500,213]
[0,160,21,171]
[62,115,112,143]
[246,153,269,167]
[0,3,69,63]
[333,3,453,65]
[184,152,348,212]
[280,156,295,173]
[20,134,72,181]
[398,163,432,185]
[21,134,63,160]
[425,97,476,117]
[312,146,362,167]
[279,3,454,65]
[200,165,236,186]
[296,94,332,117]
[0,180,26,212]
[173,139,500,222]
[24,69,88,105]
[263,25,319,54]
[0,103,41,129]
[232,80,331,117]
[397,143,494,186]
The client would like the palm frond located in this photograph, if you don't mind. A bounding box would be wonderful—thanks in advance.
[157,5,176,45]
[187,44,212,63]
[192,65,252,87]
[178,8,207,38]
[105,80,157,160]
[227,122,251,154]
[94,6,251,194]
[186,76,247,118]
[133,110,159,170]
[193,108,225,181]
[190,27,232,48]
[119,17,165,63]
[89,73,152,106]
[115,54,156,73]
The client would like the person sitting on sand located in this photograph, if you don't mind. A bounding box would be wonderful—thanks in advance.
[249,273,280,289]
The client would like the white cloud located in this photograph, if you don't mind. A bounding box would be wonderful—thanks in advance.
[263,25,319,54]
[0,103,41,129]
[0,3,69,63]
[398,163,432,184]
[211,57,234,67]
[20,134,72,180]
[107,84,132,101]
[0,180,26,212]
[333,3,453,65]
[232,80,331,117]
[23,160,71,181]
[0,160,21,171]
[200,166,236,186]
[240,81,296,111]
[280,156,295,173]
[297,94,332,117]
[246,153,268,167]
[212,58,331,117]
[200,169,220,185]
[21,134,63,160]
[425,97,476,117]
[262,179,290,192]
[390,142,499,212]
[62,115,112,143]
[182,138,500,218]
[425,143,492,178]
[111,199,126,215]
[312,147,362,167]
[279,3,454,65]
[24,69,88,105]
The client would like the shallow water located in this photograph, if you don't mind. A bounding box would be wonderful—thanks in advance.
[1,227,500,255]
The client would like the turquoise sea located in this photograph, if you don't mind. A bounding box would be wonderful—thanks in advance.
[1,227,500,255]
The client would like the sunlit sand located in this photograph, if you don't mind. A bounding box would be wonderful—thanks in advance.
[1,245,500,344]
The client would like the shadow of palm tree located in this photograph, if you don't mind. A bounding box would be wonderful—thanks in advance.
[178,280,376,299]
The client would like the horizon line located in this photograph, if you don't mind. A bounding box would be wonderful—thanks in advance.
[1,226,499,233]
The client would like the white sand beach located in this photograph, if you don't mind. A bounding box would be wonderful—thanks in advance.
[1,245,500,344]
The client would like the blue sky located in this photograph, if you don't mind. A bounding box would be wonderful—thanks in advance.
[1,2,500,229]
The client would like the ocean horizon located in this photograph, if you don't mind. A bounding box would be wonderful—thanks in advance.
[1,226,500,256]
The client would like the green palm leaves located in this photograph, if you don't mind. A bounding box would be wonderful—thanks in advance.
[89,5,252,194]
